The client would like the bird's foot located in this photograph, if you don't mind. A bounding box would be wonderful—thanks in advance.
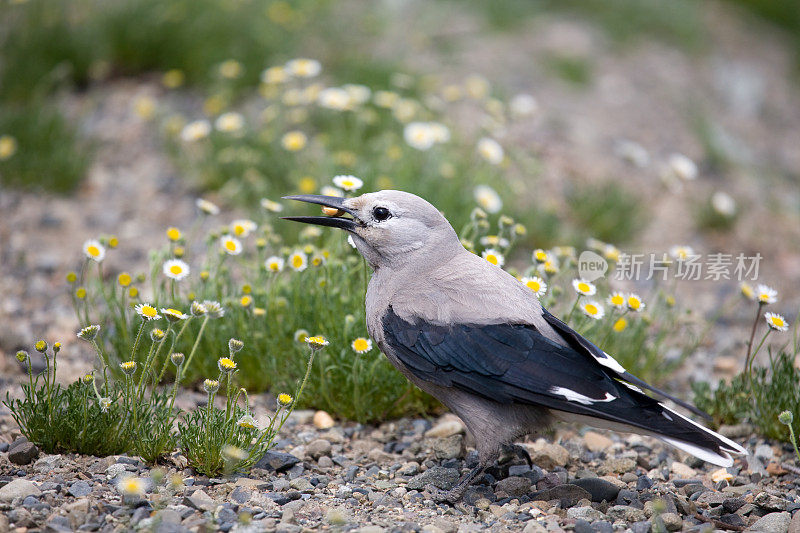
[424,484,464,504]
[500,443,533,468]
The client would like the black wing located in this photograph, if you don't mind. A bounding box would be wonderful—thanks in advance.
[381,307,722,449]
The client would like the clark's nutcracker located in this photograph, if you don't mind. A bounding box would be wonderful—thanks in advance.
[284,190,747,502]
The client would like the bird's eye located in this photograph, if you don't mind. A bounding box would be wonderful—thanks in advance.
[372,206,391,221]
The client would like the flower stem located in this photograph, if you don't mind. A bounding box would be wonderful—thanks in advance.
[181,316,210,383]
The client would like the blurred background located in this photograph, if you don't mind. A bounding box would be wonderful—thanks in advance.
[1,0,799,389]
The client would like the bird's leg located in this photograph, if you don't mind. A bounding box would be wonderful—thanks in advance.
[500,443,533,468]
[425,463,486,504]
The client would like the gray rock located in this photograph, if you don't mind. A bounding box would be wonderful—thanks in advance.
[0,478,41,502]
[631,521,651,533]
[747,512,791,533]
[407,467,460,491]
[46,515,73,532]
[755,492,789,511]
[306,439,332,459]
[69,480,92,497]
[659,512,683,531]
[433,435,464,460]
[566,506,605,522]
[606,505,647,522]
[8,441,39,465]
[495,476,531,497]
[571,477,620,502]
[230,486,251,504]
[183,490,217,512]
[289,477,314,493]
[255,451,301,472]
[529,484,591,507]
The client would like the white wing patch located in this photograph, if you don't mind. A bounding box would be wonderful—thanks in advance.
[550,386,617,405]
[595,351,627,374]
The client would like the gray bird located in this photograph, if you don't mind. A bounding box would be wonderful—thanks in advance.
[284,190,747,502]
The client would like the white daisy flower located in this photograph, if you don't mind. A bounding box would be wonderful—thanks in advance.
[285,58,321,78]
[581,301,605,320]
[608,291,626,309]
[220,235,243,256]
[261,65,288,84]
[265,256,285,272]
[317,87,352,111]
[765,312,789,332]
[480,235,510,248]
[351,337,373,354]
[343,84,371,105]
[214,112,244,133]
[477,137,504,165]
[669,245,695,261]
[474,185,502,214]
[196,198,220,215]
[481,248,505,267]
[230,219,257,237]
[320,186,344,197]
[180,120,211,142]
[572,279,597,296]
[135,303,161,321]
[403,122,437,151]
[429,122,450,143]
[332,175,363,192]
[667,153,698,181]
[626,293,645,312]
[163,259,190,281]
[509,94,539,117]
[755,284,777,304]
[260,198,283,213]
[711,191,736,217]
[288,250,308,272]
[83,239,106,262]
[521,276,547,298]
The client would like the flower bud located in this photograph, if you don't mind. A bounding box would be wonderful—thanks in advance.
[120,361,137,375]
[150,328,166,342]
[779,411,794,425]
[190,301,206,316]
[53,342,61,354]
[82,373,94,384]
[277,393,293,407]
[34,340,48,353]
[16,350,28,362]
[77,325,101,341]
[228,338,244,354]
[170,352,185,367]
[203,379,220,394]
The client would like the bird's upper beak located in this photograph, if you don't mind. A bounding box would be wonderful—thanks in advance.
[281,194,359,231]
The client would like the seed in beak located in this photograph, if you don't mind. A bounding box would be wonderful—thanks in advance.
[322,206,345,217]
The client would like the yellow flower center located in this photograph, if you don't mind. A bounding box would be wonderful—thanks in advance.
[353,338,369,351]
[165,308,182,316]
[578,282,590,293]
[526,280,540,292]
[611,294,624,306]
[292,255,303,268]
[169,265,183,275]
[772,317,785,328]
[167,227,181,241]
[269,262,279,271]
[141,305,157,318]
[485,254,498,265]
[233,225,245,236]
[219,357,236,370]
[628,297,641,310]
[535,251,547,261]
[585,304,598,315]
[613,318,628,332]
[225,240,237,251]
[118,273,132,287]
[240,296,252,306]
[87,245,100,257]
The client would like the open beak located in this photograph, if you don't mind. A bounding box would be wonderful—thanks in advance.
[281,195,359,231]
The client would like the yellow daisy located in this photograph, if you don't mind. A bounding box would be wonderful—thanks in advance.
[160,308,189,322]
[608,291,626,309]
[277,393,293,407]
[220,235,243,256]
[520,276,547,298]
[626,294,645,312]
[613,317,628,332]
[288,250,308,272]
[572,279,597,297]
[332,175,363,192]
[163,259,190,281]
[135,303,160,321]
[237,414,258,430]
[306,335,329,348]
[755,284,777,304]
[740,282,755,301]
[481,248,505,267]
[119,361,137,375]
[265,256,285,272]
[581,301,605,320]
[230,219,257,238]
[476,137,504,165]
[83,239,106,262]
[765,312,788,332]
[218,357,237,373]
[351,337,373,354]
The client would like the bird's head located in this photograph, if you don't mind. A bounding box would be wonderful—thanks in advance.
[283,190,460,269]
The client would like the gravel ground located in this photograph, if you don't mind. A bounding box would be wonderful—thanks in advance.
[2,3,800,531]
[2,408,799,532]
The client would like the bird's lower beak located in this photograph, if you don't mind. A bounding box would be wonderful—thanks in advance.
[281,194,359,231]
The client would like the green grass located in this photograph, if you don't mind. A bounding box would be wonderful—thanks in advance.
[0,103,91,194]
[565,181,646,244]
